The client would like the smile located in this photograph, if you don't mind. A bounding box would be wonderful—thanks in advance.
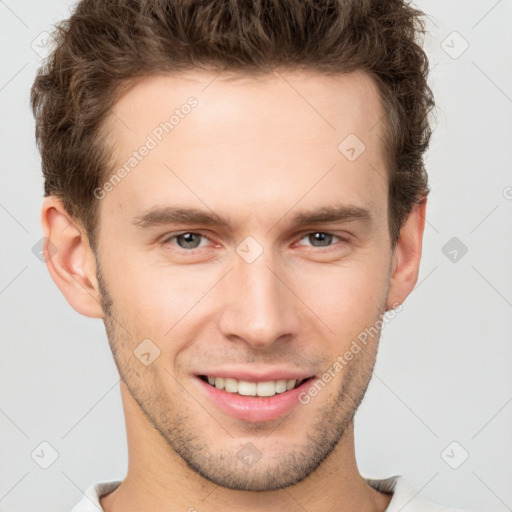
[196,374,317,422]
[199,375,310,397]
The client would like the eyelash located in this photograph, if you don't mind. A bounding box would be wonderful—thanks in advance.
[160,231,347,251]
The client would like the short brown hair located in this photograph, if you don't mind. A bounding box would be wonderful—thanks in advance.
[31,0,434,250]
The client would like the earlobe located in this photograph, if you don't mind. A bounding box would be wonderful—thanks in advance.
[386,198,427,310]
[41,196,104,318]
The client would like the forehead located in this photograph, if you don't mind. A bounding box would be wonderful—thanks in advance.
[100,69,388,228]
[109,69,385,147]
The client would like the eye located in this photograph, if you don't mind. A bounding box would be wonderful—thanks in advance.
[297,231,344,248]
[163,232,210,250]
[160,231,346,252]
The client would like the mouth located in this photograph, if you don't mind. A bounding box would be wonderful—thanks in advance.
[198,375,312,397]
[195,374,317,422]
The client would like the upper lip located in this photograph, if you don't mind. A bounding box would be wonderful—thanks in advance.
[196,369,315,382]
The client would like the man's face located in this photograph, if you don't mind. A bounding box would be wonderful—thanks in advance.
[95,70,393,491]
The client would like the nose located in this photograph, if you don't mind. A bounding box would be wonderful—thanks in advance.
[217,249,300,350]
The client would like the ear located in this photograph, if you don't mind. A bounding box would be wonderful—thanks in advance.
[386,197,427,310]
[40,196,104,318]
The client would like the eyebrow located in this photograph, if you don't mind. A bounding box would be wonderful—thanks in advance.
[132,204,373,230]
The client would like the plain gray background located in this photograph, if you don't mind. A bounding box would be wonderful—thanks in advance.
[1,1,511,511]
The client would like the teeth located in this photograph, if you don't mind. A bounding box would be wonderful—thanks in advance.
[238,380,257,396]
[257,381,276,397]
[204,376,304,396]
[275,380,287,393]
[224,378,238,393]
[286,379,296,391]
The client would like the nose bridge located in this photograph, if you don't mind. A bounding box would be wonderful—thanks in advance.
[217,244,298,348]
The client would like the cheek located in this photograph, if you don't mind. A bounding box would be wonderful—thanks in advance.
[100,236,390,349]
[103,254,216,339]
[293,257,389,343]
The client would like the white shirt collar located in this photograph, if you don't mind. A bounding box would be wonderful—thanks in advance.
[70,475,465,512]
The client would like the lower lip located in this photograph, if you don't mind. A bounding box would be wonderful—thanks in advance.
[196,376,316,422]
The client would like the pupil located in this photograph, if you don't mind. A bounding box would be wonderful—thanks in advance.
[310,232,332,247]
[178,233,200,249]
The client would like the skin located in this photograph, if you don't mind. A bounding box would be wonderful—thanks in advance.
[41,70,426,512]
